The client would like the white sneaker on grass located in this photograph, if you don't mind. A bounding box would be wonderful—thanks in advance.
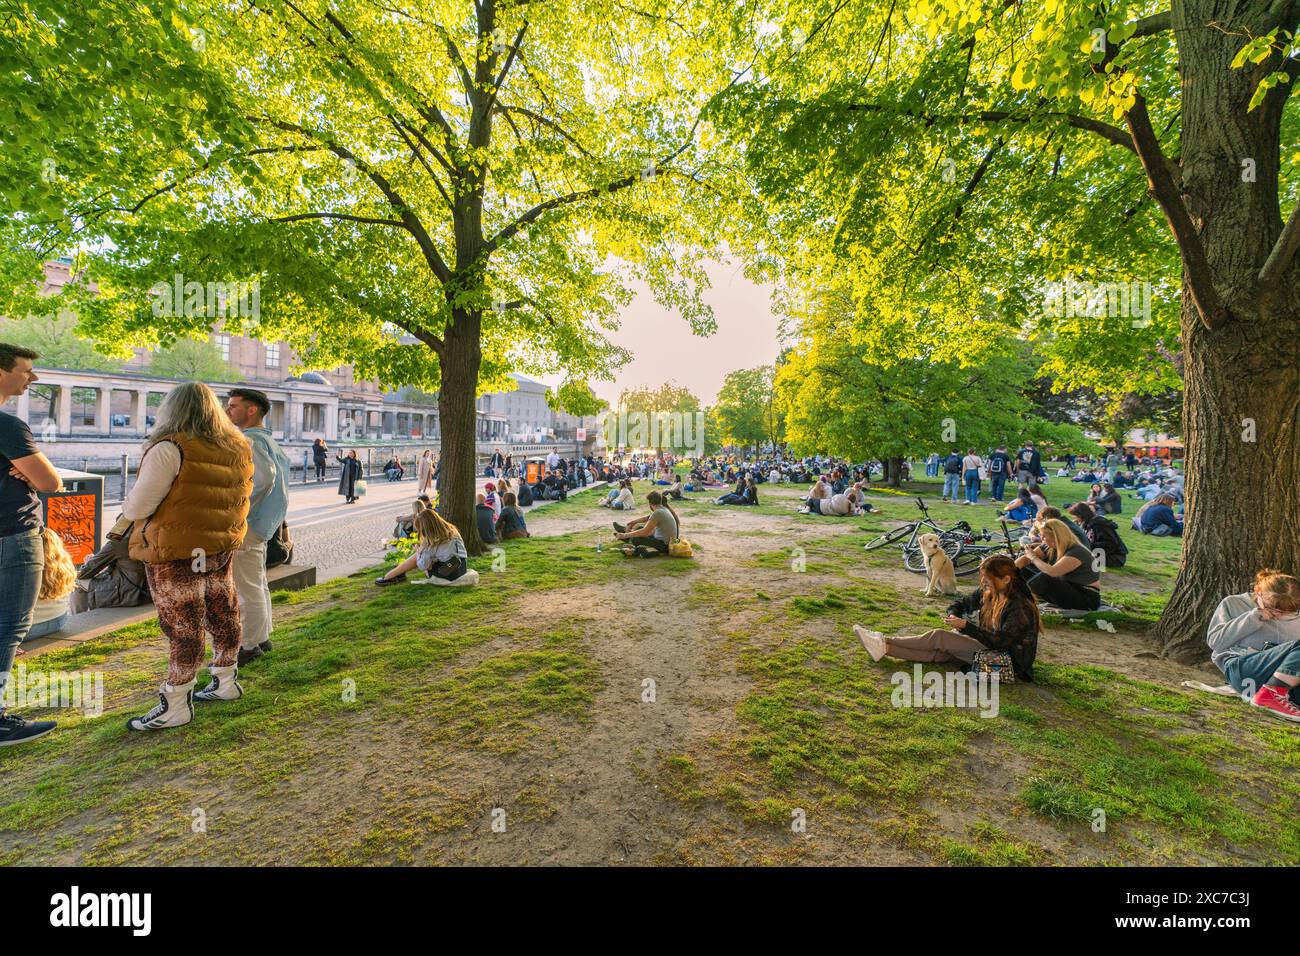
[853,625,888,662]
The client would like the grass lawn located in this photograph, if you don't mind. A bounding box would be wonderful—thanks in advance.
[2,479,1295,866]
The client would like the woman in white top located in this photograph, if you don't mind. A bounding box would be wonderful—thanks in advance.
[961,448,983,505]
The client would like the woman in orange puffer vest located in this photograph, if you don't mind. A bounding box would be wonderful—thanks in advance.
[121,382,253,731]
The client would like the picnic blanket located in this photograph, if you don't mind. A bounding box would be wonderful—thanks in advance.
[411,568,480,587]
[1180,680,1238,697]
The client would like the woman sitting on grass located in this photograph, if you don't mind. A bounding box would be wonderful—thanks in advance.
[716,476,758,506]
[600,478,634,510]
[1133,493,1183,536]
[1089,482,1123,515]
[495,492,531,540]
[376,509,468,586]
[665,476,688,500]
[392,495,430,540]
[1014,518,1101,612]
[854,554,1040,681]
[1207,569,1300,722]
[612,490,679,557]
[996,486,1038,524]
[1067,502,1127,569]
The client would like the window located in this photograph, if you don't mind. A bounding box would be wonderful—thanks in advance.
[265,343,280,369]
[215,334,231,361]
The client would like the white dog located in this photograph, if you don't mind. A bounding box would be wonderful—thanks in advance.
[918,533,957,597]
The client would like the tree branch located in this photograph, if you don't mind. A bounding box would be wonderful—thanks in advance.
[1124,92,1230,330]
[269,211,406,227]
[846,103,1137,153]
[264,119,453,285]
[1259,197,1300,287]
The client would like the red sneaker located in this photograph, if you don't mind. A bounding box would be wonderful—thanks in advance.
[1250,685,1300,723]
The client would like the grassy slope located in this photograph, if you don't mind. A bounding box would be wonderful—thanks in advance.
[1,480,1296,865]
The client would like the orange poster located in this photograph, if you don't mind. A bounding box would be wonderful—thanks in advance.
[46,494,98,563]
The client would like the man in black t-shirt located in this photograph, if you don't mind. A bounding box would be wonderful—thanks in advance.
[987,444,1012,502]
[0,344,65,746]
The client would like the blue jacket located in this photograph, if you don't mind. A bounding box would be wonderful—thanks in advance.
[244,426,290,542]
[1139,504,1183,536]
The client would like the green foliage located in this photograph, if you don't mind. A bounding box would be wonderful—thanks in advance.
[146,336,239,382]
[713,365,783,452]
[0,311,122,372]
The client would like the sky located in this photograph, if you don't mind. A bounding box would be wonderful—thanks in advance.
[538,259,786,407]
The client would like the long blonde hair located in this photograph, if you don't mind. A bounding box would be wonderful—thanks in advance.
[1038,519,1076,556]
[414,508,461,549]
[39,527,77,600]
[146,381,248,456]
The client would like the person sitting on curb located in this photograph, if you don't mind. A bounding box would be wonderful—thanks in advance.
[1206,569,1300,722]
[854,554,1040,681]
[377,509,469,585]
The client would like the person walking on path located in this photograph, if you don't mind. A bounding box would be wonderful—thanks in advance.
[225,388,289,667]
[417,449,435,496]
[0,344,64,746]
[122,382,253,731]
[337,449,362,503]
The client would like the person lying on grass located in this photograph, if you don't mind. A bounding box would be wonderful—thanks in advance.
[1014,518,1101,612]
[376,509,468,586]
[1207,569,1300,722]
[612,490,679,557]
[854,554,1040,681]
[800,487,862,516]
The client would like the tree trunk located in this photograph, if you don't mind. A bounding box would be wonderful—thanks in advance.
[1151,3,1300,660]
[885,456,904,487]
[437,309,486,556]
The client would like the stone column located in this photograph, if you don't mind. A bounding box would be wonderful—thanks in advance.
[133,390,149,435]
[55,384,72,436]
[15,390,31,425]
[95,386,112,435]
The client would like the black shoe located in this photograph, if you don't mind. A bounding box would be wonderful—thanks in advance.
[0,712,57,746]
[376,573,406,586]
[237,644,264,667]
[260,640,272,654]
[613,522,627,533]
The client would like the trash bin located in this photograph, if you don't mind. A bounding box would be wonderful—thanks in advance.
[39,468,104,565]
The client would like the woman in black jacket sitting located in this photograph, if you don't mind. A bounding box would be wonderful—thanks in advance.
[1067,502,1127,569]
[855,554,1040,681]
[1089,482,1122,514]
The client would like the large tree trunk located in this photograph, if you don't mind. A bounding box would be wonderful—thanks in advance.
[1151,3,1300,660]
[884,456,904,487]
[437,308,486,555]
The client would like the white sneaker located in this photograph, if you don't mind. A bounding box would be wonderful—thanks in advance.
[127,681,195,731]
[853,625,888,662]
[194,665,243,703]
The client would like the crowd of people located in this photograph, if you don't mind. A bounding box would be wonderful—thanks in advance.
[4,342,1297,751]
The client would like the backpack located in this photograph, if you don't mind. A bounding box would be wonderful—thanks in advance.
[989,454,1004,474]
[266,521,294,568]
[669,538,693,558]
[944,454,962,474]
[71,556,151,611]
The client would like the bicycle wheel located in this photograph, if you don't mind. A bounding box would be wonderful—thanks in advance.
[952,545,990,576]
[864,523,915,551]
[904,536,961,573]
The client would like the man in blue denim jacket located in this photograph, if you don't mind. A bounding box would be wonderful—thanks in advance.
[225,388,289,666]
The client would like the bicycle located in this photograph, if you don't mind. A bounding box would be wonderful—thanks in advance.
[863,497,970,552]
[943,520,1030,576]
